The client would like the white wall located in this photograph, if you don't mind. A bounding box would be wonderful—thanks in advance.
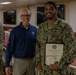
[29,6,37,26]
[0,6,37,27]
[69,1,76,32]
[0,1,76,31]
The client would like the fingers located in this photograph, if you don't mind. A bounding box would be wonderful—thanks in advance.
[36,64,43,72]
[49,64,58,71]
[54,61,58,64]
[5,67,12,75]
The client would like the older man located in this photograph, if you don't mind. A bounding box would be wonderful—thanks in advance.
[5,8,37,75]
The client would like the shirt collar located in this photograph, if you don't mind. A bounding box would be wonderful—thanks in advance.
[19,22,31,29]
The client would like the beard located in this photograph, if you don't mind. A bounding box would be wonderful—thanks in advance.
[47,17,53,20]
[45,13,56,20]
[45,16,54,20]
[43,16,53,21]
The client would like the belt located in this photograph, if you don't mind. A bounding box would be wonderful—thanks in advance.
[18,58,33,60]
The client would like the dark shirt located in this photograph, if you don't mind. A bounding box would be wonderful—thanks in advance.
[5,22,37,67]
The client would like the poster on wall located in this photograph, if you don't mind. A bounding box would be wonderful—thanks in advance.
[3,10,16,24]
[37,4,65,25]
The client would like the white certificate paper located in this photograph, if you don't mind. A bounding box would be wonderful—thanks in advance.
[45,43,63,65]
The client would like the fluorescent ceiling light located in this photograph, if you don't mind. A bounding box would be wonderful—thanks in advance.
[0,2,12,4]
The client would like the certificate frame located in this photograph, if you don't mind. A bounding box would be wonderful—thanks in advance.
[45,42,63,65]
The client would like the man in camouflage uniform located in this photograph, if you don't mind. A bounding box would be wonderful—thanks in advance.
[0,22,4,75]
[36,1,76,75]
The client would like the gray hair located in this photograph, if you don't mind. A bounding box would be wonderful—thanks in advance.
[20,7,31,14]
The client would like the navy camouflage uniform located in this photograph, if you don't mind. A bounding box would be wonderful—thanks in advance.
[36,18,76,75]
[0,22,4,75]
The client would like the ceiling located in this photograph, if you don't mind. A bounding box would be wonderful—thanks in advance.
[0,0,75,10]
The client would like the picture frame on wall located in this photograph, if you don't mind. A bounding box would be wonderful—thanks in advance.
[3,10,16,24]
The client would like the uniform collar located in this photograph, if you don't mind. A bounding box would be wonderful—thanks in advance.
[45,17,60,25]
[44,18,60,30]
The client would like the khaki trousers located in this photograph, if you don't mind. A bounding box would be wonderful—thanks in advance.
[12,58,35,75]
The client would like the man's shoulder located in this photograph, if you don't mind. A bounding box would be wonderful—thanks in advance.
[10,25,20,33]
[58,19,73,31]
[37,22,46,29]
[13,25,20,30]
[30,24,38,30]
[38,22,46,26]
[31,25,37,28]
[58,19,70,28]
[58,18,68,25]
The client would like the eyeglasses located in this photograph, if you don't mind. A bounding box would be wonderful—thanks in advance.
[21,14,31,17]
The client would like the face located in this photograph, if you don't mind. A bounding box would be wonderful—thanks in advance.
[20,9,31,25]
[44,4,57,20]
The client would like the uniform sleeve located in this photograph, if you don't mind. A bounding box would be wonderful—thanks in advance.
[0,23,4,51]
[5,29,15,67]
[0,22,4,70]
[0,23,4,55]
[58,24,76,72]
[36,26,42,65]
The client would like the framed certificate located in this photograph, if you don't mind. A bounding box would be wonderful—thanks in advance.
[45,43,63,65]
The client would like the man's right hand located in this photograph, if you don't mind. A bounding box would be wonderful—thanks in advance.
[36,64,43,72]
[5,67,12,75]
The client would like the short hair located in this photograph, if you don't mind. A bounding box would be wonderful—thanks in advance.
[44,1,57,9]
[20,7,31,14]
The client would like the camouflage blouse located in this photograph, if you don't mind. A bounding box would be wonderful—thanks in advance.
[36,18,76,75]
[0,22,4,75]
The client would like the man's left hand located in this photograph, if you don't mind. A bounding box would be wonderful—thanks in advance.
[49,62,58,71]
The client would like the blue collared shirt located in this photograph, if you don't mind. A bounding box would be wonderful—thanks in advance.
[5,22,37,67]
